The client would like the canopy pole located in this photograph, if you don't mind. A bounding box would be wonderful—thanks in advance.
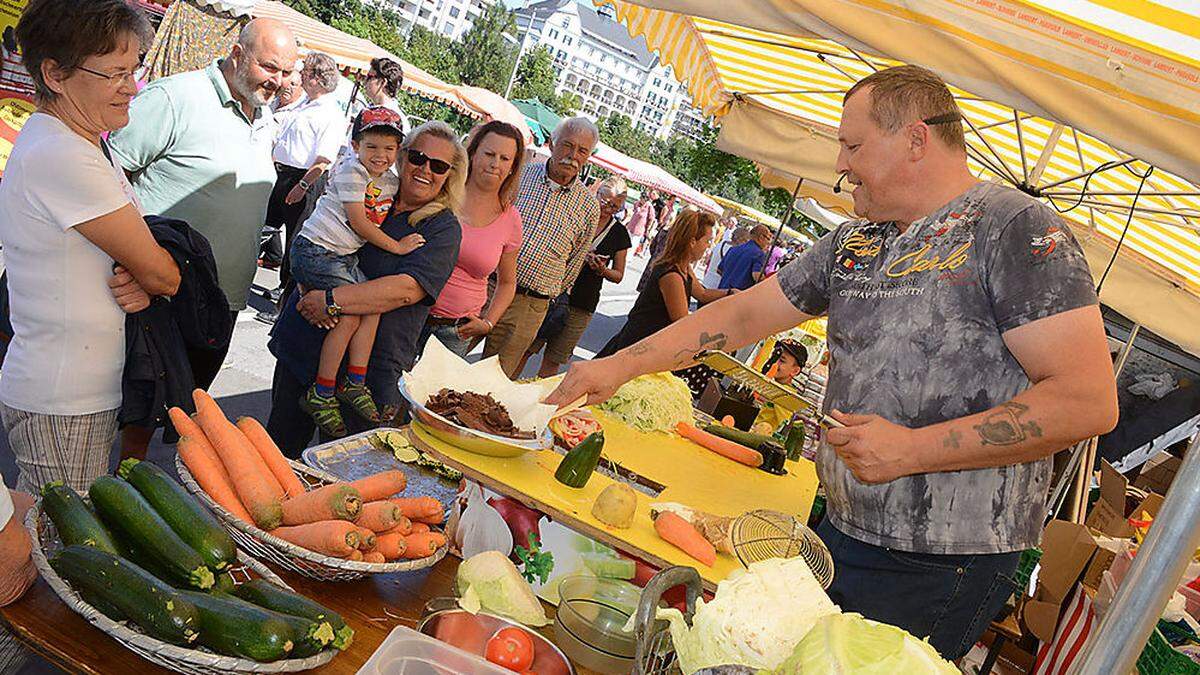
[1029,123,1064,186]
[770,179,803,251]
[1074,430,1200,674]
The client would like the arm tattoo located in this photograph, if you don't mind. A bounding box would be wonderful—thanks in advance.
[943,429,962,449]
[973,401,1044,446]
[671,331,729,362]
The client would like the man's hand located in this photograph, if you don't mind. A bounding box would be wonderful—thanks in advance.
[545,357,628,406]
[825,410,919,484]
[457,316,492,339]
[0,491,37,606]
[109,266,151,313]
[392,233,426,256]
[284,182,308,205]
[297,289,338,329]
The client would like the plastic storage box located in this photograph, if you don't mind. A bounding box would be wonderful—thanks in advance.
[356,625,513,674]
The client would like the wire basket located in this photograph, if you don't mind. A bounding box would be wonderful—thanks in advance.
[176,454,447,581]
[26,504,337,674]
[633,566,703,675]
[729,509,834,588]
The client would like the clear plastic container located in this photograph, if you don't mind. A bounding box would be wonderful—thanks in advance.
[553,574,641,674]
[356,625,513,675]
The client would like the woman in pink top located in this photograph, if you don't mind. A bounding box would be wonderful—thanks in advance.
[625,192,654,247]
[419,121,525,357]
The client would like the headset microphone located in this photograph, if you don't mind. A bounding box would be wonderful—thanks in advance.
[833,173,847,194]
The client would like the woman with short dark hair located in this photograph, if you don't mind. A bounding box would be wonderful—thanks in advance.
[0,0,180,493]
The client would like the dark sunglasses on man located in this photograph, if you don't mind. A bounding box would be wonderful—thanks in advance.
[406,149,452,175]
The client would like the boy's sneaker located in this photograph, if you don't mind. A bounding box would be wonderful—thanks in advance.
[299,386,346,437]
[337,378,380,422]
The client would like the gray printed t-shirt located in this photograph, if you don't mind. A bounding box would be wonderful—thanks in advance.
[778,181,1098,554]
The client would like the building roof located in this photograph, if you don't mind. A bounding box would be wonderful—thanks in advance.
[517,0,658,69]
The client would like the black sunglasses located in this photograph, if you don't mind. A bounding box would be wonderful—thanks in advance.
[406,149,452,176]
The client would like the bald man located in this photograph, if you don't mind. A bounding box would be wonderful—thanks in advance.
[108,18,299,456]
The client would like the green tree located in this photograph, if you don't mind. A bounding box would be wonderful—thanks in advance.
[597,114,655,161]
[510,46,578,116]
[400,25,460,82]
[330,0,406,55]
[453,4,517,93]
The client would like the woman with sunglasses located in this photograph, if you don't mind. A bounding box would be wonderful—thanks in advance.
[0,0,180,494]
[266,121,467,456]
[419,120,526,357]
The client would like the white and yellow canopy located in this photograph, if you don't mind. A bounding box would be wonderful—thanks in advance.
[597,0,1200,355]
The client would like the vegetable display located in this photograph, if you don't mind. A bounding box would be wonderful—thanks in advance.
[676,422,763,468]
[178,589,315,662]
[456,550,550,627]
[771,612,958,674]
[595,372,695,433]
[174,392,447,565]
[118,459,236,571]
[42,482,122,556]
[653,511,716,567]
[233,579,353,650]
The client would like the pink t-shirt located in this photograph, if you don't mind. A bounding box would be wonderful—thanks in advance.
[431,206,523,319]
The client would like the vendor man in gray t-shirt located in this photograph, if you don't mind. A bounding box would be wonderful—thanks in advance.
[547,65,1117,659]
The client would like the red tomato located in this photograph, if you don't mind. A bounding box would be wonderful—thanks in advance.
[485,627,535,671]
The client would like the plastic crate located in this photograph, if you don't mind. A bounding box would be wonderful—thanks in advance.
[1137,621,1200,675]
[808,493,826,529]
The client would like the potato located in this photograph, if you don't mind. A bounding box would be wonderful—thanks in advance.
[592,483,637,529]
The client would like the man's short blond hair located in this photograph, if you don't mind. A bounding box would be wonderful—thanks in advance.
[845,65,965,151]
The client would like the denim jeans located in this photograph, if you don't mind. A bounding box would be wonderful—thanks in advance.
[417,320,474,359]
[816,518,1020,660]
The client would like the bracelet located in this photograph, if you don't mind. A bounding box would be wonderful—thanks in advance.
[482,318,494,330]
[297,179,311,191]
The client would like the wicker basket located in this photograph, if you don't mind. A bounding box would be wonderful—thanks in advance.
[175,454,447,581]
[26,505,337,674]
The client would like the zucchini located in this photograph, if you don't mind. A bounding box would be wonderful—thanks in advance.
[41,482,121,555]
[178,590,333,661]
[703,423,776,450]
[211,572,237,595]
[233,578,352,650]
[89,476,214,590]
[118,459,236,570]
[555,431,604,488]
[49,545,200,645]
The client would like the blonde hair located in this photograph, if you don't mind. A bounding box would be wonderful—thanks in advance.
[844,65,965,151]
[401,120,468,225]
[595,175,627,197]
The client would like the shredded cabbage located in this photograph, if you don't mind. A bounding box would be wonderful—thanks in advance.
[773,612,958,674]
[597,372,694,433]
[656,557,839,673]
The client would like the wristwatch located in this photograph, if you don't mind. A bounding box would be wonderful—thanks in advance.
[325,288,342,317]
[297,179,311,192]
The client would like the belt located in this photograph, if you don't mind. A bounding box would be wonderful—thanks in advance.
[274,162,305,173]
[426,315,466,327]
[515,286,552,300]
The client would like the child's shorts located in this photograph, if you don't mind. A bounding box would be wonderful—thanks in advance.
[290,236,367,290]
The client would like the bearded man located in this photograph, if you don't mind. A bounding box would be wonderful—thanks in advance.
[107,18,298,456]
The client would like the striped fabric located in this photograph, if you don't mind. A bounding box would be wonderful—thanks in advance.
[1033,583,1098,675]
[595,0,1195,338]
[0,405,119,495]
[513,162,602,297]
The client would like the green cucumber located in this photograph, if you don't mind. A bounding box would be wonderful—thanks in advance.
[88,476,214,590]
[211,572,237,595]
[555,432,605,488]
[41,482,122,555]
[118,459,236,571]
[233,578,352,650]
[49,545,200,645]
[703,423,776,450]
[179,590,332,661]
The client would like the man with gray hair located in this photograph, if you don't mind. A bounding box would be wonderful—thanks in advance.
[267,51,347,300]
[107,17,298,456]
[482,116,601,377]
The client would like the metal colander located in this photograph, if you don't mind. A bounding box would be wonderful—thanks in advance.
[729,509,834,588]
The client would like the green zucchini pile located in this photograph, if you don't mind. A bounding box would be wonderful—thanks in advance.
[41,459,354,662]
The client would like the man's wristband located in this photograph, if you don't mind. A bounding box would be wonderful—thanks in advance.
[297,179,311,191]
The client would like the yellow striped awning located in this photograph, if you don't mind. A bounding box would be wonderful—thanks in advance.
[597,0,1200,356]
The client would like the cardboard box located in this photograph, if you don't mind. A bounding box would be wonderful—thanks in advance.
[1024,520,1103,642]
[1086,461,1133,537]
[1134,453,1182,496]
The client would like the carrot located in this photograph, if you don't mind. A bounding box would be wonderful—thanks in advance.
[192,389,284,529]
[347,470,408,501]
[169,406,206,441]
[379,516,413,536]
[362,551,386,564]
[407,521,429,535]
[390,496,442,520]
[237,417,306,499]
[413,509,445,525]
[178,435,253,523]
[270,521,360,557]
[357,501,403,533]
[721,415,736,427]
[375,532,408,560]
[654,511,716,566]
[346,549,364,561]
[676,422,763,468]
[280,483,362,526]
[356,527,377,552]
[402,532,446,559]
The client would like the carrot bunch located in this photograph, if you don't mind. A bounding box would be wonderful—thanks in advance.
[174,390,447,563]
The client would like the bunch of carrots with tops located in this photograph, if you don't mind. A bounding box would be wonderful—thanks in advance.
[174,390,447,563]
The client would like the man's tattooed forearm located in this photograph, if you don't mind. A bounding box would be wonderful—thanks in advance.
[973,401,1043,446]
[943,429,962,449]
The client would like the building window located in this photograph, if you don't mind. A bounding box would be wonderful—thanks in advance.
[563,36,572,46]
[449,6,459,17]
[444,21,454,32]
[549,28,559,39]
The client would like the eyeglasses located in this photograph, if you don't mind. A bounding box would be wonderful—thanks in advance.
[76,64,139,88]
[406,149,452,175]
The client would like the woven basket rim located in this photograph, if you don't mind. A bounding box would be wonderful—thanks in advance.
[174,453,447,575]
[26,505,337,673]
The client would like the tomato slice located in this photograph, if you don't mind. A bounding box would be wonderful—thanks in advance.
[484,626,535,671]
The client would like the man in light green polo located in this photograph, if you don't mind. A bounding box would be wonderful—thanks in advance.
[107,18,298,456]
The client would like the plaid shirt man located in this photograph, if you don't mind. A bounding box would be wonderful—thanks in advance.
[513,161,601,296]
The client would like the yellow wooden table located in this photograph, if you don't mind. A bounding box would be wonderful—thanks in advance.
[409,411,819,591]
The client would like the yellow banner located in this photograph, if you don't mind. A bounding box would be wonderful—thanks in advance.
[0,0,34,174]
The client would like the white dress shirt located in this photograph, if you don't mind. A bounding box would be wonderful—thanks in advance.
[273,93,348,169]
